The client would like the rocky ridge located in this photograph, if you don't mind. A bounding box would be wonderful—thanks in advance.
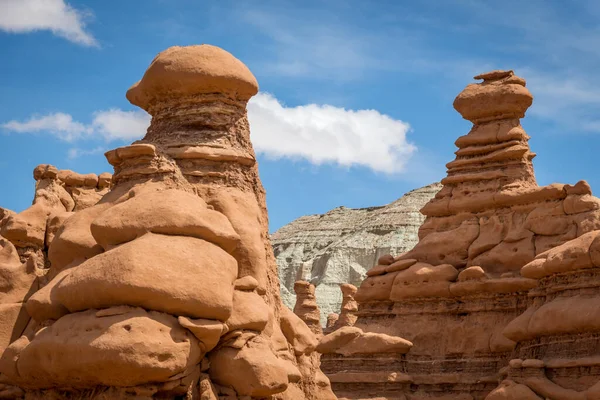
[272,183,441,325]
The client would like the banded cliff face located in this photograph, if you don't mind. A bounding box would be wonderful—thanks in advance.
[272,183,441,325]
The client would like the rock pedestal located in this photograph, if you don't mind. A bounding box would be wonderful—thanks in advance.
[0,45,336,400]
[320,70,600,399]
[293,281,323,336]
[329,283,358,332]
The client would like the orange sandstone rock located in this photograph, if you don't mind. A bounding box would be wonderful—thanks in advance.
[0,44,334,399]
[322,69,600,400]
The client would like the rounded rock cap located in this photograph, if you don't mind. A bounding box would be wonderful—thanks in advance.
[126,45,259,111]
[453,70,533,123]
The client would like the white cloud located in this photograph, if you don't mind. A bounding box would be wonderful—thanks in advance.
[3,93,416,174]
[0,0,97,46]
[92,109,151,141]
[2,112,92,141]
[248,93,416,173]
[67,146,105,159]
[516,69,600,133]
[1,109,150,142]
[237,1,600,135]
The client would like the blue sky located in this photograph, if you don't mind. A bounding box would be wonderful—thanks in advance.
[1,0,600,232]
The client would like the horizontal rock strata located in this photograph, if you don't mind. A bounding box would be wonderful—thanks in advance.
[272,183,441,325]
[320,70,600,399]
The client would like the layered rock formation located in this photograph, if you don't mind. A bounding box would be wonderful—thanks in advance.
[273,183,441,325]
[0,166,111,399]
[0,45,335,399]
[320,70,600,399]
[1,165,111,259]
[486,226,600,398]
[293,281,323,336]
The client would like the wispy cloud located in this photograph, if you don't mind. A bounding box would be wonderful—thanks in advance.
[248,93,416,174]
[2,109,150,142]
[67,146,105,160]
[0,0,98,47]
[237,0,600,133]
[241,10,381,80]
[438,0,600,132]
[2,112,92,141]
[238,3,488,82]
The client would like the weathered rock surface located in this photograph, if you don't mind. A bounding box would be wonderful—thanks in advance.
[321,70,600,400]
[272,183,440,325]
[3,308,202,388]
[293,281,322,336]
[330,283,358,331]
[0,45,335,399]
[486,230,600,399]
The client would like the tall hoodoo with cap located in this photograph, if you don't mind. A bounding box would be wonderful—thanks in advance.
[0,44,337,400]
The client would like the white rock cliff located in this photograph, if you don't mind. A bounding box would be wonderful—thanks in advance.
[272,183,441,324]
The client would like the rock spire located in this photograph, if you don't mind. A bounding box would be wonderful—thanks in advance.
[319,70,600,399]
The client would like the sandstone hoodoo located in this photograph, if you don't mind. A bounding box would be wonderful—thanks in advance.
[2,52,599,400]
[319,70,600,399]
[293,280,323,337]
[0,45,336,399]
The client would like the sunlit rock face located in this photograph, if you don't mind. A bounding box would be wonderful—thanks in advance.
[0,45,336,400]
[319,70,600,400]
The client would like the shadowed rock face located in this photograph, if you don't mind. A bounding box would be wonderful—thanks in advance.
[272,183,441,326]
[320,70,600,400]
[0,45,336,400]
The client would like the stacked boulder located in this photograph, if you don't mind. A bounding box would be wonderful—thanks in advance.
[0,45,336,399]
[486,231,600,399]
[293,281,323,336]
[319,70,600,399]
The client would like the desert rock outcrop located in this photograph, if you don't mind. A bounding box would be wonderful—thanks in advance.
[483,230,600,399]
[0,165,111,395]
[331,283,358,331]
[320,70,600,399]
[0,45,335,400]
[293,281,323,336]
[272,183,440,325]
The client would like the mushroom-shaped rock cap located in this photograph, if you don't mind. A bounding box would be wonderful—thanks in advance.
[126,45,259,112]
[453,70,533,123]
